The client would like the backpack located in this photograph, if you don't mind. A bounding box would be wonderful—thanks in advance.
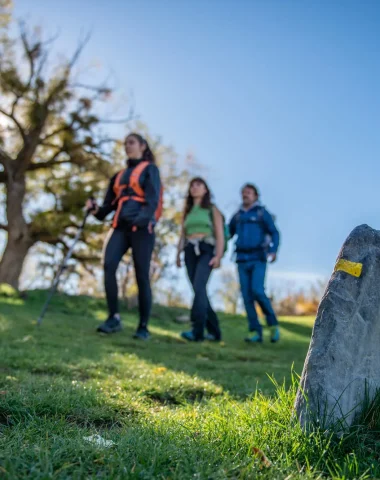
[112,161,164,229]
[209,207,230,255]
[235,206,276,251]
[222,219,230,254]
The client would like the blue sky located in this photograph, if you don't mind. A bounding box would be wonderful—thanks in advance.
[12,0,380,293]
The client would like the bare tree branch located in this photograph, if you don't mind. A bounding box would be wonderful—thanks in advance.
[40,141,61,149]
[19,22,36,89]
[71,252,99,263]
[41,124,73,142]
[27,158,70,172]
[68,33,91,69]
[0,223,8,231]
[41,107,85,142]
[96,138,119,146]
[0,108,26,142]
[70,82,111,94]
[98,115,135,125]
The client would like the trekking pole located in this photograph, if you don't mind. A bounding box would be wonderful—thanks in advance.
[37,205,92,326]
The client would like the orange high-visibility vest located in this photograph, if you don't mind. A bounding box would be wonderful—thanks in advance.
[112,161,163,228]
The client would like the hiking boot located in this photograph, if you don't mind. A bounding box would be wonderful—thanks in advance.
[181,331,202,342]
[270,326,280,343]
[245,332,263,343]
[133,327,150,340]
[205,333,221,342]
[97,315,123,334]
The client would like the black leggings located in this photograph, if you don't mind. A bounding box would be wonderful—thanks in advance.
[103,227,155,328]
[184,241,221,341]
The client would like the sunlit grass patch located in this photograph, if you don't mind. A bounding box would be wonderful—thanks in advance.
[1,292,378,478]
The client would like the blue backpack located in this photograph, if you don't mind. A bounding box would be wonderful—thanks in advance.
[234,207,276,251]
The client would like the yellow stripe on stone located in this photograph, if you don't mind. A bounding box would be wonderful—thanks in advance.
[334,259,363,278]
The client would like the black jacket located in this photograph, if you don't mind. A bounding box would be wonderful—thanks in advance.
[95,159,161,228]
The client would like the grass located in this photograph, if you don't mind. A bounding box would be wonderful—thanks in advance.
[0,291,379,479]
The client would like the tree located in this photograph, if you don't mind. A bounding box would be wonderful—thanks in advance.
[0,23,131,288]
[272,279,326,316]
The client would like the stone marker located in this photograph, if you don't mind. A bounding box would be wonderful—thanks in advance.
[295,224,380,430]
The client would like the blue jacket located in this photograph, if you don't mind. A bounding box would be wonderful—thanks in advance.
[229,203,280,263]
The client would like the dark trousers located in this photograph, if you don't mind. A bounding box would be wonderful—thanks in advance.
[184,242,221,340]
[103,227,155,329]
[238,260,278,335]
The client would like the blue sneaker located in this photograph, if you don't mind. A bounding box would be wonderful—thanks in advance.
[270,326,280,343]
[181,331,202,342]
[245,333,263,343]
[133,328,150,340]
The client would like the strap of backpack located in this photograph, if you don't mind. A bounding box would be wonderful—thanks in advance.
[235,207,265,223]
[257,207,265,223]
[209,205,221,230]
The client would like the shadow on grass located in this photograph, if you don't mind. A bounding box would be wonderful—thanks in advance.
[0,291,311,399]
[0,294,377,479]
[0,379,275,480]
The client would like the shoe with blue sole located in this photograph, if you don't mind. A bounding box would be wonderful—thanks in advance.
[270,326,280,343]
[244,333,263,343]
[181,331,203,342]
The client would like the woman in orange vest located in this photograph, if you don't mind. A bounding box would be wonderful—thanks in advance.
[87,133,162,339]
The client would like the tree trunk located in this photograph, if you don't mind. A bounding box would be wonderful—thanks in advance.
[0,237,33,288]
[0,170,33,289]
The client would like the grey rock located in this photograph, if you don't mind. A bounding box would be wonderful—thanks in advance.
[295,224,380,430]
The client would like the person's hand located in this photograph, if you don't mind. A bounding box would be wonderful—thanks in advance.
[209,256,221,269]
[267,253,277,263]
[86,198,98,215]
[176,252,182,268]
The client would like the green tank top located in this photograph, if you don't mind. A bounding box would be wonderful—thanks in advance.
[184,205,213,237]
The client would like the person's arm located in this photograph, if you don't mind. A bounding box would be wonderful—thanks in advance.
[89,174,117,221]
[209,206,224,268]
[229,213,238,237]
[133,164,161,228]
[262,208,280,257]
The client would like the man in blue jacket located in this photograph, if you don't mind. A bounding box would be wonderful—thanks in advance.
[229,184,280,343]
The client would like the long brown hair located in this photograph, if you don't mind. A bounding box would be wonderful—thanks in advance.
[125,133,156,163]
[184,177,213,218]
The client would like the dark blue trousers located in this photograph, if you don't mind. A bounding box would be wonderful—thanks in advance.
[238,260,278,335]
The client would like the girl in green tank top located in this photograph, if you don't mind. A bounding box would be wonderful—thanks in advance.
[176,177,224,342]
[183,204,214,238]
